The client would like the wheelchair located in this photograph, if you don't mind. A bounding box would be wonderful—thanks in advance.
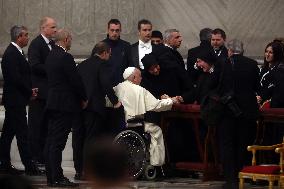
[113,125,157,180]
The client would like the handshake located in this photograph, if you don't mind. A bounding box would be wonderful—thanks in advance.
[160,94,184,104]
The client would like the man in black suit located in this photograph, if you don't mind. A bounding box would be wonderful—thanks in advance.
[149,29,187,71]
[130,19,152,69]
[76,42,121,179]
[162,29,186,70]
[187,28,212,85]
[0,25,43,176]
[220,39,259,189]
[78,42,121,144]
[28,17,57,165]
[211,28,228,63]
[45,29,87,187]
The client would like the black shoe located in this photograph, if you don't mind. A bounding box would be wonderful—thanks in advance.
[0,164,24,175]
[31,160,45,168]
[74,173,85,181]
[48,177,79,188]
[25,164,46,176]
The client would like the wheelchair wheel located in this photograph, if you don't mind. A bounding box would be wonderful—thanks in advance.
[113,130,147,179]
[143,164,156,180]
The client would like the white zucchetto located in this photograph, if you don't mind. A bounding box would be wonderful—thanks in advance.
[123,67,136,80]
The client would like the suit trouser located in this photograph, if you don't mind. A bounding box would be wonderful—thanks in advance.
[44,110,73,183]
[218,116,256,183]
[72,113,85,174]
[28,99,47,162]
[83,111,106,145]
[0,107,32,167]
[105,107,125,136]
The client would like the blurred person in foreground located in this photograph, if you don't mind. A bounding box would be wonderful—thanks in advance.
[84,138,128,188]
[0,175,34,189]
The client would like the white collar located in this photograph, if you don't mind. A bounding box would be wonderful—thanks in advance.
[56,44,67,52]
[41,34,50,44]
[11,42,23,54]
[139,40,151,48]
[164,43,173,49]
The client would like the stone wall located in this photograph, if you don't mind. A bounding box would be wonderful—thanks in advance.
[0,0,284,58]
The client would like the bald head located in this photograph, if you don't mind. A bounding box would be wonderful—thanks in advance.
[40,17,57,39]
[54,29,72,51]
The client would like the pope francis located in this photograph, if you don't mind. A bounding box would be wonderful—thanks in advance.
[112,67,178,166]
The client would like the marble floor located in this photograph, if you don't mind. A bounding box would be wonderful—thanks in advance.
[7,163,272,189]
[0,123,275,189]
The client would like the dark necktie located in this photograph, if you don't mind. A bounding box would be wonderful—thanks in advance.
[22,50,26,59]
[49,40,55,49]
[230,57,235,70]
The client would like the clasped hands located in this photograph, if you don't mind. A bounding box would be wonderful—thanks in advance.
[160,94,184,104]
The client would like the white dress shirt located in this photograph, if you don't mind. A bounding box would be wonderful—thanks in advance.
[41,34,52,50]
[138,40,152,69]
[11,42,24,55]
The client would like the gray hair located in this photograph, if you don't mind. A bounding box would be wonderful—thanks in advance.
[54,28,71,43]
[227,39,244,54]
[39,16,54,30]
[199,28,212,42]
[10,25,27,42]
[163,29,179,42]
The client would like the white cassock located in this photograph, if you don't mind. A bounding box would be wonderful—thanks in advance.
[113,80,173,166]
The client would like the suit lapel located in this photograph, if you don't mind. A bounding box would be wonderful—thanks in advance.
[39,35,52,52]
[131,43,139,67]
[9,44,31,74]
[10,44,26,61]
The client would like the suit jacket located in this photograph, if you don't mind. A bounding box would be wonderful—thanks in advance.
[28,34,51,99]
[45,46,87,112]
[169,47,186,69]
[77,55,118,117]
[1,43,32,108]
[152,44,186,70]
[130,42,139,68]
[231,54,260,119]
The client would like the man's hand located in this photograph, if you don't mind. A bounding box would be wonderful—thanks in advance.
[256,95,262,104]
[81,100,88,109]
[171,97,180,104]
[114,101,122,109]
[176,96,184,103]
[30,88,38,100]
[161,94,170,99]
